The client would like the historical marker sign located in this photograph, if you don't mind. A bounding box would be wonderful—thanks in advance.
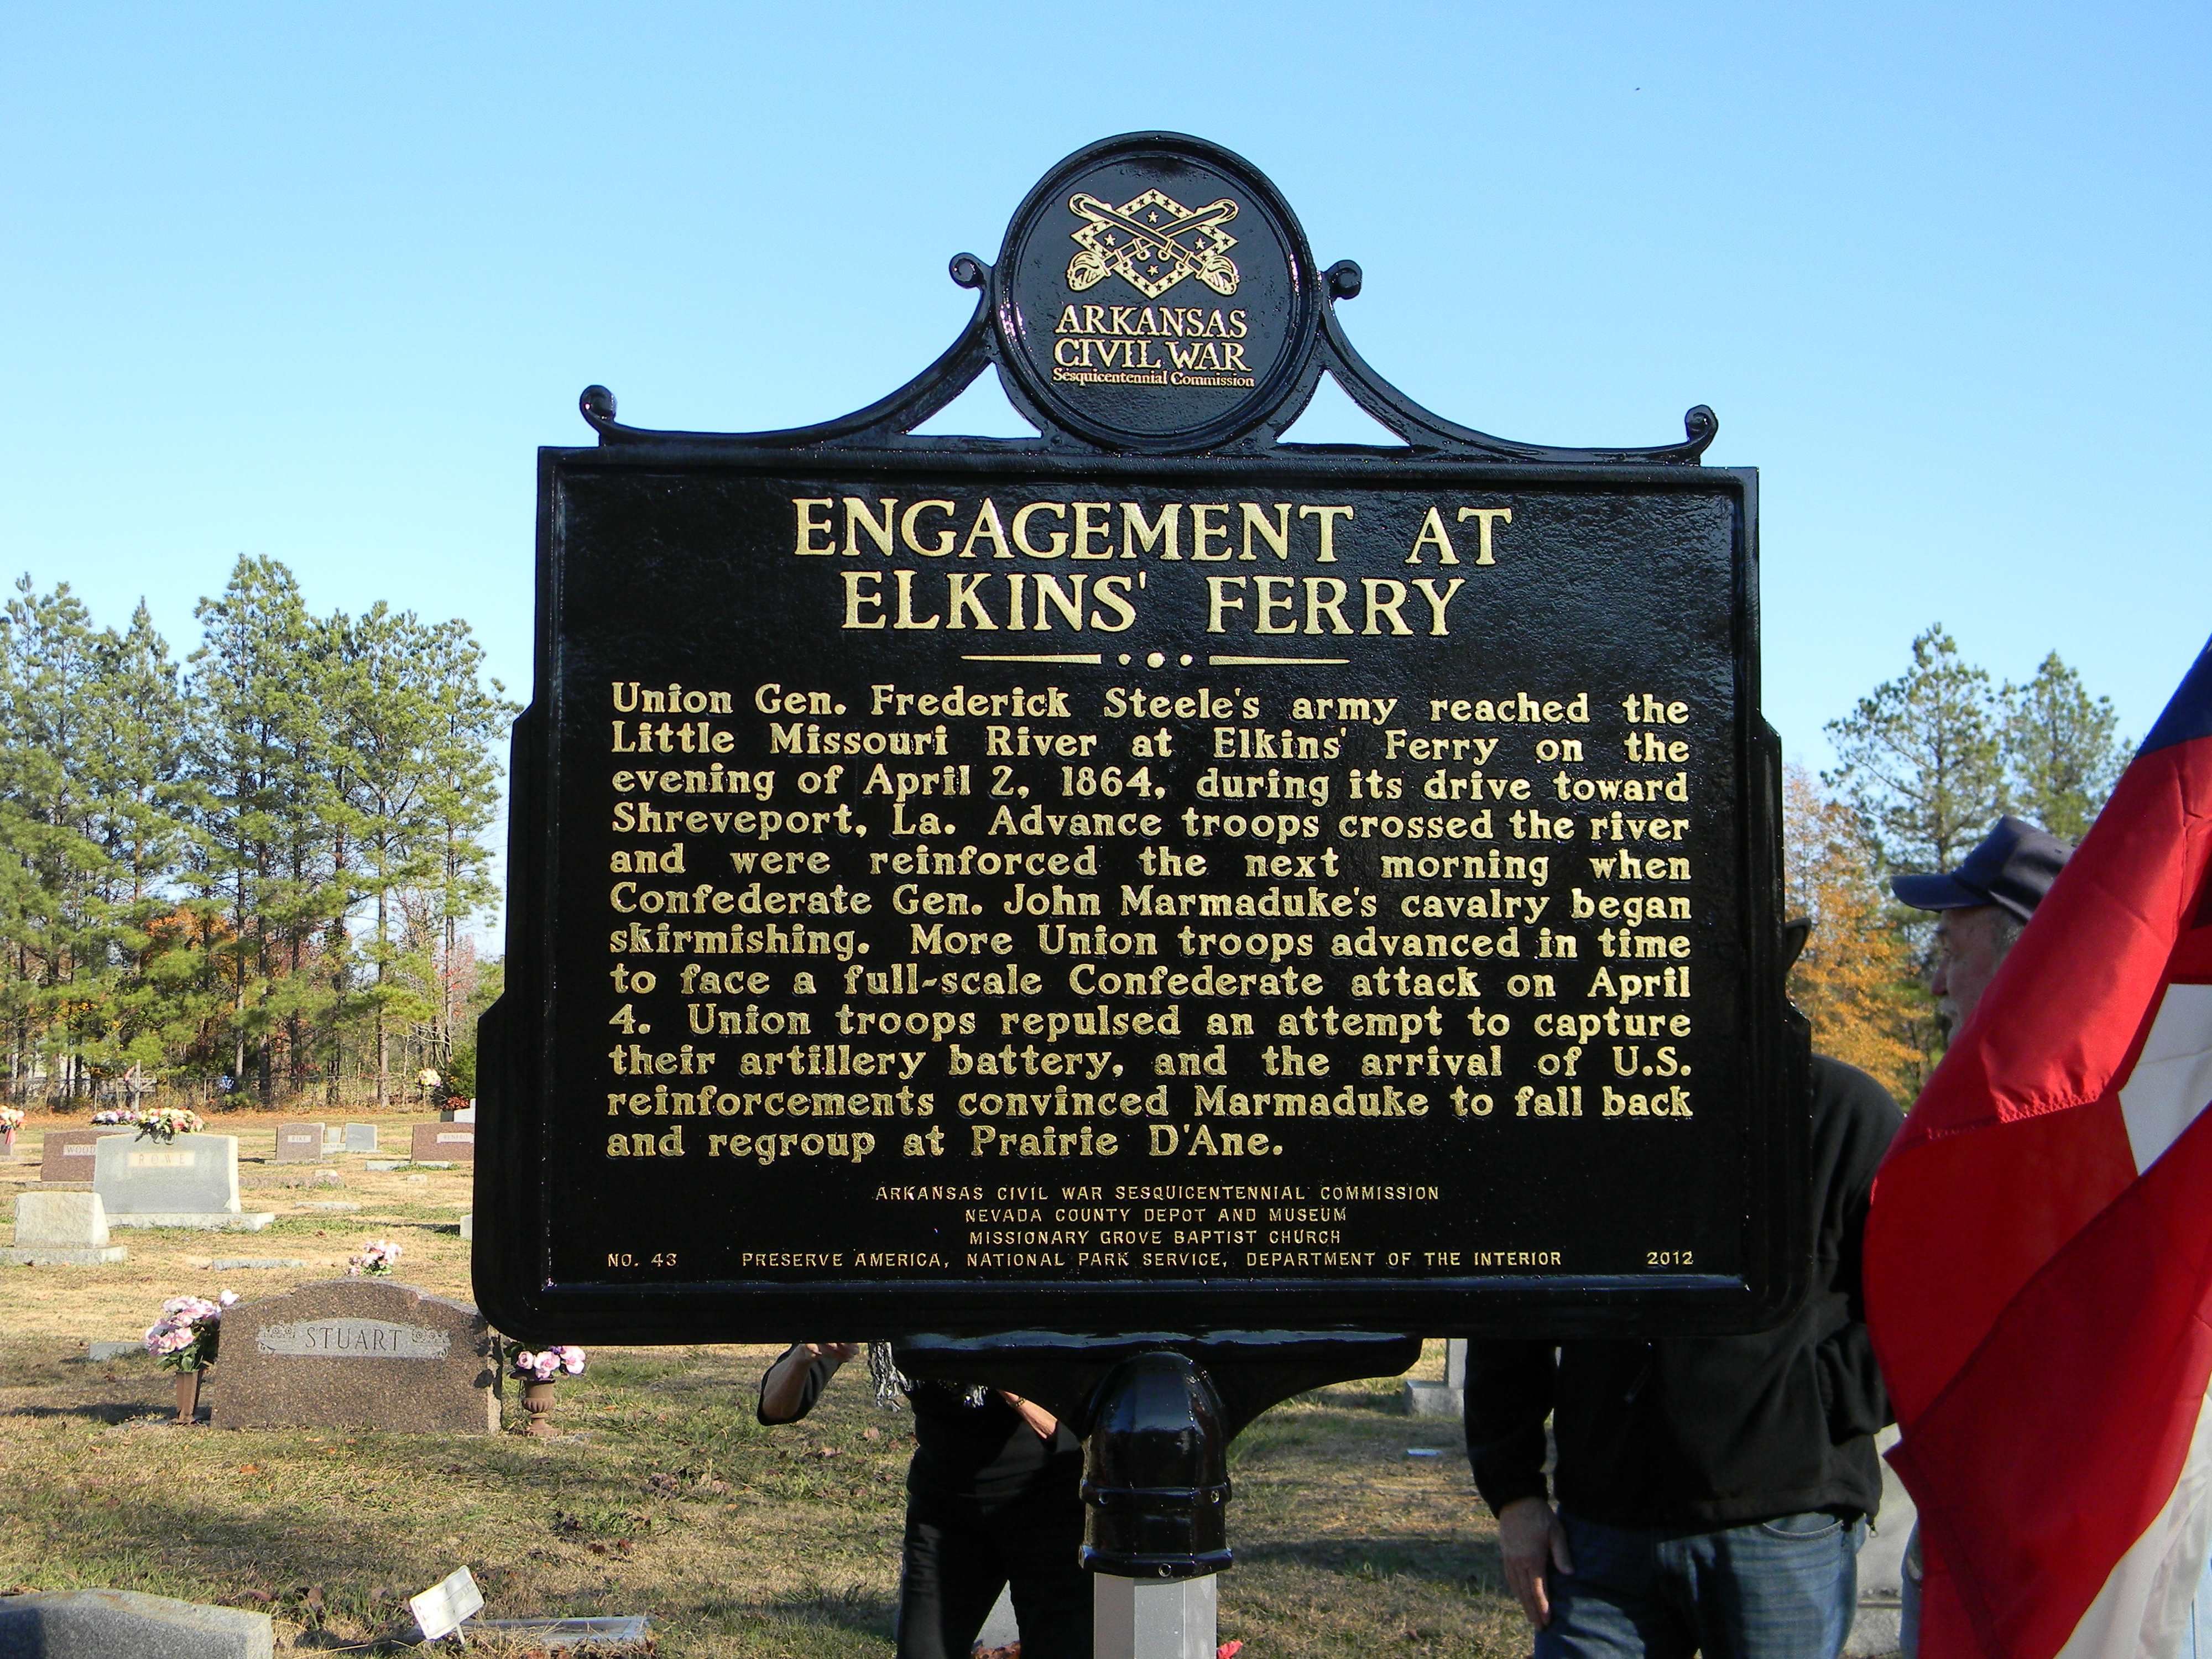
[477,134,1806,1344]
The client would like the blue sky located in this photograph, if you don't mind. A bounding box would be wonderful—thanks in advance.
[5,3,2205,884]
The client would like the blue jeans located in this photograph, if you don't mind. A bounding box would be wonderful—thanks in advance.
[1536,1510,1866,1659]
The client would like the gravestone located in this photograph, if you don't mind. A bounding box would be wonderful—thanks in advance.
[341,1123,378,1155]
[91,1134,275,1230]
[322,1125,343,1150]
[1,1191,128,1265]
[274,1121,325,1163]
[209,1277,502,1433]
[38,1125,133,1183]
[0,1588,273,1659]
[1404,1337,1468,1417]
[439,1102,477,1123]
[412,1124,476,1164]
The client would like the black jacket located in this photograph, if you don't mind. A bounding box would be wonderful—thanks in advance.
[759,1348,1081,1501]
[1464,1056,1902,1529]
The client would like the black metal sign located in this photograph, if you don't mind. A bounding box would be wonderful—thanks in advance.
[476,134,1807,1345]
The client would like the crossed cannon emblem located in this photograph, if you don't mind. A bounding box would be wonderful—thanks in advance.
[1065,188,1241,300]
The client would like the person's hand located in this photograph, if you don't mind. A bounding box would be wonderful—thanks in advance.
[998,1390,1060,1439]
[801,1342,861,1363]
[1497,1495,1574,1629]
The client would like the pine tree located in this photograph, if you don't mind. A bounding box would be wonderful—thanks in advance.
[2000,652,2124,842]
[1823,624,2005,875]
[187,558,332,1104]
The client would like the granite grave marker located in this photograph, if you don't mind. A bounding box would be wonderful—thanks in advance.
[92,1134,275,1230]
[2,1190,128,1265]
[210,1277,502,1433]
[411,1124,476,1164]
[38,1125,133,1183]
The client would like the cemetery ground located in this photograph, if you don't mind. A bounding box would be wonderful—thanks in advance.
[0,1116,1524,1656]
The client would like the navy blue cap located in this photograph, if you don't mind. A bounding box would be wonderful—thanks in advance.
[1890,815,2073,924]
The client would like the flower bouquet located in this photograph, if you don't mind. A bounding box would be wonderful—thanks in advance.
[144,1291,237,1372]
[145,1288,237,1422]
[91,1105,139,1125]
[347,1239,401,1277]
[0,1104,22,1155]
[134,1105,204,1143]
[510,1345,585,1436]
[512,1345,586,1382]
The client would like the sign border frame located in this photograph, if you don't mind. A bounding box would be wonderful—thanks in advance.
[475,440,1807,1346]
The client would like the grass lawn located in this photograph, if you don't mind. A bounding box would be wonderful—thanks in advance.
[0,1113,1525,1655]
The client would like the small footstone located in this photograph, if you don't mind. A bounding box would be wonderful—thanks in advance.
[299,1201,361,1212]
[211,1258,307,1271]
[364,1160,403,1171]
[87,1340,144,1361]
[0,1587,274,1658]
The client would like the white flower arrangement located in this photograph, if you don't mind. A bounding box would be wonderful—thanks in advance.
[91,1106,139,1125]
[143,1290,238,1373]
[0,1105,24,1131]
[133,1105,204,1142]
[347,1239,401,1277]
[512,1345,587,1382]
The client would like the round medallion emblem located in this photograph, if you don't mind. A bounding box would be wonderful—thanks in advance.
[993,133,1322,453]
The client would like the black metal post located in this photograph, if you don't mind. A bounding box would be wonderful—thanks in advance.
[1083,1352,1232,1659]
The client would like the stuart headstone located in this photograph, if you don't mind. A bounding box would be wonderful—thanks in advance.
[38,1125,132,1183]
[412,1124,476,1164]
[341,1123,378,1155]
[1,1190,128,1265]
[92,1134,275,1230]
[210,1278,503,1433]
[274,1121,325,1163]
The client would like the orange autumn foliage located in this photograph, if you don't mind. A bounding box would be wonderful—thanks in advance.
[1783,766,1923,1099]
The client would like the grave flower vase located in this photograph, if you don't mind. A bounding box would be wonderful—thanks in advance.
[522,1378,559,1437]
[175,1366,207,1424]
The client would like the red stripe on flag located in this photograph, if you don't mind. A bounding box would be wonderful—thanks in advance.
[1870,1095,2135,1425]
[1888,1102,2212,1659]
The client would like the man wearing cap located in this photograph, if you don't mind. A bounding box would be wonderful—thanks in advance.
[1891,815,2073,1047]
[1886,815,2074,1655]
